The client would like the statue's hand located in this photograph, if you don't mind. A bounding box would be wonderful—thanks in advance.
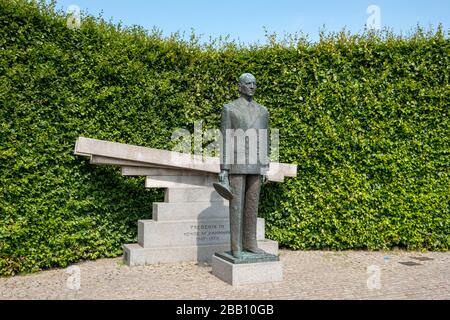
[261,174,269,185]
[219,170,229,183]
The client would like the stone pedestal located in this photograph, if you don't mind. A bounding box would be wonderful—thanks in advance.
[123,186,279,266]
[211,255,283,286]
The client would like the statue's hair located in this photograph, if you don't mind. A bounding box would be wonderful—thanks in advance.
[239,73,256,83]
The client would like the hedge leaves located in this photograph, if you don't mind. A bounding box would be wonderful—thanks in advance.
[0,0,449,276]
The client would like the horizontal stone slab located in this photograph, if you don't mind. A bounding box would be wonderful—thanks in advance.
[257,217,265,240]
[164,187,225,203]
[146,175,218,188]
[266,162,298,182]
[152,202,228,221]
[138,218,266,247]
[122,167,211,176]
[139,218,230,248]
[123,239,278,266]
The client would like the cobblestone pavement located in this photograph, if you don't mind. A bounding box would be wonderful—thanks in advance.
[0,250,449,300]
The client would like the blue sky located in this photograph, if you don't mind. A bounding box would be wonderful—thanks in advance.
[53,0,449,44]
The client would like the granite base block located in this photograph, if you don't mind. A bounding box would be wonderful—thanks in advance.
[123,243,228,266]
[215,251,279,264]
[152,202,228,221]
[138,218,266,248]
[211,255,283,286]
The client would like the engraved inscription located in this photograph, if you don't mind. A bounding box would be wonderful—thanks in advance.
[183,223,230,242]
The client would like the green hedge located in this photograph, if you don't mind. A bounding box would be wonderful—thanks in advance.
[1,0,449,276]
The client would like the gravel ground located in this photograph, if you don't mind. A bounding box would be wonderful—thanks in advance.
[0,249,449,300]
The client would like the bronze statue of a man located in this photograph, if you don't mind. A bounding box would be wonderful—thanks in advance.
[218,73,270,259]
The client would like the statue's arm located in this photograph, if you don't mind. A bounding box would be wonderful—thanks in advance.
[261,108,269,184]
[220,105,231,174]
[263,108,269,169]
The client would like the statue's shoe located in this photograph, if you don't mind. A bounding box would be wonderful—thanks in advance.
[231,251,245,259]
[244,247,266,254]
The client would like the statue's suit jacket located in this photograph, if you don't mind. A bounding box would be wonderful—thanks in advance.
[220,98,269,175]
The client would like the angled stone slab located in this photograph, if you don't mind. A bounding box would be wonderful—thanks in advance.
[75,137,298,181]
[91,156,155,168]
[75,136,220,172]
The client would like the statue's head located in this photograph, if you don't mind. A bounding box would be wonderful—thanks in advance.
[238,73,257,98]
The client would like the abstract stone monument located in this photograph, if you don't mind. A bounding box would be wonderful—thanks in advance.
[73,137,296,268]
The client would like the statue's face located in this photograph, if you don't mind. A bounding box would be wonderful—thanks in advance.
[238,76,257,97]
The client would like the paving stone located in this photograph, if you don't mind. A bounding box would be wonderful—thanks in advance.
[1,250,448,300]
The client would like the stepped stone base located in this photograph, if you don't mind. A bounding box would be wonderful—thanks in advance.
[121,187,281,268]
[123,239,278,266]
